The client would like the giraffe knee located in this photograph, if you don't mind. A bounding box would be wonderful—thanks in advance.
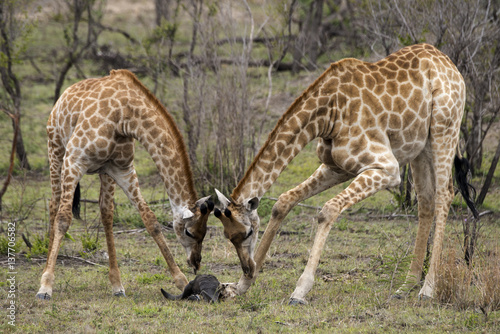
[271,196,293,220]
[317,210,335,226]
[386,167,401,188]
[56,217,72,234]
[145,221,162,237]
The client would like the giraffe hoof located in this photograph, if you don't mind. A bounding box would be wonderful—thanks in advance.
[113,291,126,297]
[288,298,306,306]
[418,293,432,301]
[36,292,51,300]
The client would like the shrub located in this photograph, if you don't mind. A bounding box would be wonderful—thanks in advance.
[25,234,50,259]
[436,247,500,316]
[0,235,22,254]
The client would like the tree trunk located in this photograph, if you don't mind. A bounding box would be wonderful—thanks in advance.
[467,106,483,174]
[155,0,171,26]
[13,117,30,170]
[292,0,324,73]
[476,137,500,206]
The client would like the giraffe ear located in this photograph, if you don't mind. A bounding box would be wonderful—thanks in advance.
[182,209,195,220]
[244,197,259,211]
[215,189,231,208]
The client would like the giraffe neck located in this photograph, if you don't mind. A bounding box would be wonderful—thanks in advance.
[231,75,336,203]
[120,82,198,216]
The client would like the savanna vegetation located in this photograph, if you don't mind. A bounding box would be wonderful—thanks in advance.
[1,0,499,332]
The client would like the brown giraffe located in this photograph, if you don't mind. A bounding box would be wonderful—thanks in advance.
[214,44,478,304]
[37,69,214,300]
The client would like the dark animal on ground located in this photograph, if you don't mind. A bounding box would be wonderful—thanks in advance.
[161,274,221,303]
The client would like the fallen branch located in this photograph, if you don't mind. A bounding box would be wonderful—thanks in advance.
[264,197,322,210]
[113,228,146,235]
[368,213,416,219]
[57,254,105,267]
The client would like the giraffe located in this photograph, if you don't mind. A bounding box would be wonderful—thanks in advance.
[214,44,478,304]
[37,69,214,300]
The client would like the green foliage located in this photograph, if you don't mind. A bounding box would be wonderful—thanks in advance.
[25,233,50,259]
[136,273,168,285]
[257,197,273,220]
[133,306,161,317]
[398,33,426,47]
[79,232,100,258]
[0,235,22,254]
[337,218,349,231]
[145,20,178,46]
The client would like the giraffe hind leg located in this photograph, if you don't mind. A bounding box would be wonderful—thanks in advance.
[99,174,126,297]
[395,144,436,297]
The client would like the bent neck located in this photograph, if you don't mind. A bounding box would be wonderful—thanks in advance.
[129,103,198,215]
[231,79,336,203]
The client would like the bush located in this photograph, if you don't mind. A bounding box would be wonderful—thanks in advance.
[0,235,22,254]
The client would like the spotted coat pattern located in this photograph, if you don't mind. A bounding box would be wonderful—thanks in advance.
[37,70,212,300]
[215,44,466,303]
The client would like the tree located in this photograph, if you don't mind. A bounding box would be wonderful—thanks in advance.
[0,0,33,171]
[52,0,105,103]
[155,0,172,26]
[357,0,500,264]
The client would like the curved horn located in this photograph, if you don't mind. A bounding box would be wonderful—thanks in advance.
[215,189,231,208]
[195,195,212,207]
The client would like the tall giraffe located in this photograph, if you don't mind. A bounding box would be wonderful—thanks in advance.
[38,69,214,300]
[214,44,478,304]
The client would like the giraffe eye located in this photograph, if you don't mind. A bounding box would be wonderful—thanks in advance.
[184,229,195,238]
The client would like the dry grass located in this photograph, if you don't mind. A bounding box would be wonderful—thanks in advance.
[436,244,500,316]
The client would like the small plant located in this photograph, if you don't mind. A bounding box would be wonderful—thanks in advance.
[25,233,50,259]
[337,218,349,231]
[79,232,100,258]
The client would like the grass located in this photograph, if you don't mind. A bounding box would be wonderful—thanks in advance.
[1,163,499,333]
[1,1,500,332]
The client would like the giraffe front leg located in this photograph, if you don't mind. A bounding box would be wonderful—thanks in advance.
[236,164,351,295]
[112,168,188,291]
[289,167,399,305]
[140,204,189,290]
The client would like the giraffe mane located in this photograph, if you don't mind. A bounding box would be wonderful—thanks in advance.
[231,64,337,201]
[110,69,198,200]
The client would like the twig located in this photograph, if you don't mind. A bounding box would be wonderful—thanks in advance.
[113,228,146,235]
[478,210,493,217]
[57,255,105,267]
[264,197,322,210]
[22,233,32,249]
[369,213,416,219]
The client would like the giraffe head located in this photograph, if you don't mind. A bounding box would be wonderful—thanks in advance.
[173,195,214,273]
[213,189,259,278]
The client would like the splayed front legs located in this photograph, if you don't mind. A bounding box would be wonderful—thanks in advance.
[289,167,399,304]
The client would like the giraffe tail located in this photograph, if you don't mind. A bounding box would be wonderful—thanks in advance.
[454,155,479,219]
[72,182,81,220]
